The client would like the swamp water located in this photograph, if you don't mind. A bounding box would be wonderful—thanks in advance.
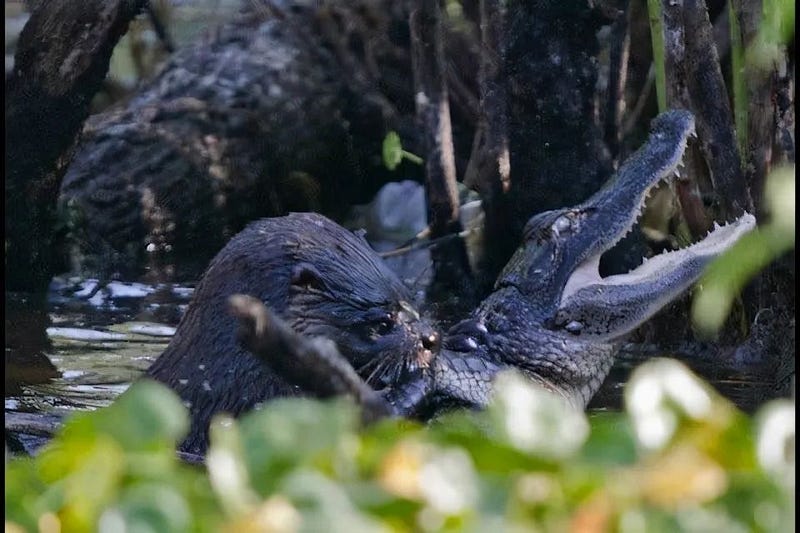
[4,183,786,449]
[5,274,780,438]
[6,278,192,416]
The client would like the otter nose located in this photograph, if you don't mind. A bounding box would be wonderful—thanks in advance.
[421,329,440,352]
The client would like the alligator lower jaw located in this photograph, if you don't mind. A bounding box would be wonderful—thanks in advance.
[560,212,757,304]
[561,170,691,304]
[551,211,756,341]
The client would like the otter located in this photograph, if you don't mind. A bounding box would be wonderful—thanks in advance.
[146,213,439,454]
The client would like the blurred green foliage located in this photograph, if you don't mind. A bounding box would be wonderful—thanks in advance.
[749,0,795,67]
[646,0,795,336]
[6,361,794,532]
[692,165,795,334]
[731,0,795,163]
[646,0,667,112]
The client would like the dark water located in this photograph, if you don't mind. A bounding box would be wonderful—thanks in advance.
[589,343,791,413]
[5,277,194,417]
[6,276,788,422]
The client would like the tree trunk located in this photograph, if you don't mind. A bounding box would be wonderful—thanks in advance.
[5,0,147,294]
[409,0,476,315]
[501,1,614,266]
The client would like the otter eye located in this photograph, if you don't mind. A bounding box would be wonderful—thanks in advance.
[363,309,396,337]
[375,319,394,336]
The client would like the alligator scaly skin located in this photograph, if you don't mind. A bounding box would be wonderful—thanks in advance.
[388,110,755,415]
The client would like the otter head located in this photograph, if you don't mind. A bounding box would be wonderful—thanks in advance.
[283,215,440,390]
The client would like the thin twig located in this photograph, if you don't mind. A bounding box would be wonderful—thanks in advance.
[378,227,479,259]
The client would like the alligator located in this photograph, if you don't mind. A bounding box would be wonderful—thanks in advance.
[231,109,756,419]
[367,109,757,416]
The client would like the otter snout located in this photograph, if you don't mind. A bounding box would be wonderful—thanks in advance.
[412,322,440,367]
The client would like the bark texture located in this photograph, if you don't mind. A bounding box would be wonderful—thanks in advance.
[410,0,476,315]
[501,1,615,267]
[464,0,511,290]
[58,3,482,280]
[5,0,147,293]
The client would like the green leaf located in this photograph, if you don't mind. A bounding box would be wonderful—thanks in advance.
[754,400,795,489]
[4,357,793,531]
[279,469,387,533]
[692,167,794,335]
[382,131,403,171]
[582,412,638,465]
[625,359,727,451]
[99,484,192,533]
[762,0,795,46]
[487,370,589,460]
[92,379,190,451]
[646,0,667,112]
[236,397,360,494]
[692,225,793,335]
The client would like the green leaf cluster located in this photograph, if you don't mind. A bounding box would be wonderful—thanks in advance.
[6,361,794,532]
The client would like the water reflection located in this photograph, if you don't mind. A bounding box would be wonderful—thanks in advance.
[5,275,788,434]
[6,294,60,396]
[5,277,193,415]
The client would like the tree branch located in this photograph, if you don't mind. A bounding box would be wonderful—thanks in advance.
[661,0,713,238]
[228,294,393,424]
[683,0,753,217]
[410,0,475,313]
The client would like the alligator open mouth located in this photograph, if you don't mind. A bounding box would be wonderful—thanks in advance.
[554,109,757,340]
[560,214,756,305]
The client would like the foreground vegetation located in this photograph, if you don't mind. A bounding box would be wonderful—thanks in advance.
[6,360,794,532]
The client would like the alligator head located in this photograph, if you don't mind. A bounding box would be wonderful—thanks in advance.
[413,109,756,413]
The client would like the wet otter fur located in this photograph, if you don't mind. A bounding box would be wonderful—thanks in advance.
[146,213,438,454]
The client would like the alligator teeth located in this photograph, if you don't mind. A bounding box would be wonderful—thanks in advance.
[560,212,756,306]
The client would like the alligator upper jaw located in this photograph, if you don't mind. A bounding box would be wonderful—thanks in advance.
[550,109,759,341]
[559,109,696,305]
[572,110,696,262]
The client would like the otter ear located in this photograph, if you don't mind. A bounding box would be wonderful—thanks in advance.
[290,262,325,291]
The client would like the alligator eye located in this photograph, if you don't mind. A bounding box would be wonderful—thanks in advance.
[564,320,583,335]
